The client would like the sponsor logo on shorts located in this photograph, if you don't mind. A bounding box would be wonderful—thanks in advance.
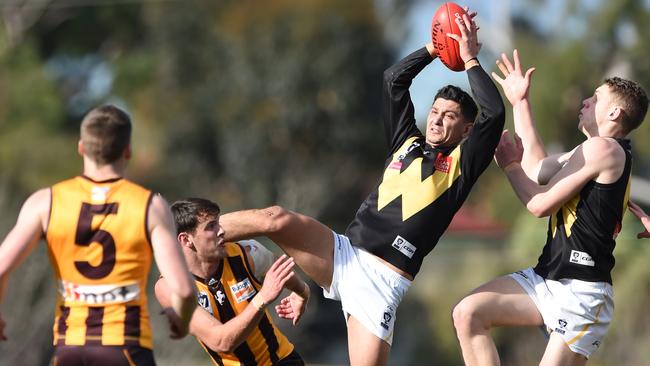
[380,305,395,331]
[58,280,139,305]
[554,319,568,334]
[391,235,416,258]
[230,278,256,303]
[569,250,595,267]
[592,340,601,348]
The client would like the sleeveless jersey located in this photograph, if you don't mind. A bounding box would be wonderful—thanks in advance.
[345,47,505,277]
[193,242,295,366]
[534,139,632,284]
[46,176,154,348]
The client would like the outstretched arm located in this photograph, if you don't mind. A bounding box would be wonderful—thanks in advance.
[492,50,566,183]
[148,194,197,339]
[0,188,50,341]
[155,255,295,352]
[449,9,506,180]
[496,133,623,217]
[382,40,439,152]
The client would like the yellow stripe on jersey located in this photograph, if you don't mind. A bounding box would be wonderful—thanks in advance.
[551,195,580,238]
[378,137,462,221]
[46,176,153,348]
[194,242,294,366]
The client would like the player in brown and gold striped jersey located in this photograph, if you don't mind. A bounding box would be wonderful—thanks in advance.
[0,105,197,365]
[155,198,309,366]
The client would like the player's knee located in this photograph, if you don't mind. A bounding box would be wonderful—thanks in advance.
[262,205,294,233]
[452,298,482,335]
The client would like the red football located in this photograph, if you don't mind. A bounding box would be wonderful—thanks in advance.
[431,2,467,72]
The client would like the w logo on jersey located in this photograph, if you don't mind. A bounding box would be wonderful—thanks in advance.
[378,137,462,221]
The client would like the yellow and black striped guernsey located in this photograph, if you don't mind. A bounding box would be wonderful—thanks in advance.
[346,47,505,278]
[193,242,295,366]
[534,139,632,284]
[46,176,154,348]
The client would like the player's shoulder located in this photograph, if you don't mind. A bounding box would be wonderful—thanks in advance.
[580,137,626,173]
[24,187,51,212]
[581,137,625,159]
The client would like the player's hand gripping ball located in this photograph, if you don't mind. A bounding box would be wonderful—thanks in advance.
[431,2,467,71]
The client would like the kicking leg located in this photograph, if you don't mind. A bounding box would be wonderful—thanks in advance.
[220,206,334,289]
[452,275,544,366]
[347,315,390,366]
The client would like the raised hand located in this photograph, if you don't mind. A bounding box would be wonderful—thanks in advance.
[257,255,295,305]
[446,7,481,62]
[275,292,308,326]
[628,201,650,239]
[491,49,536,106]
[494,129,523,170]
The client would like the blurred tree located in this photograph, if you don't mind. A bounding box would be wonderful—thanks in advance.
[0,0,417,364]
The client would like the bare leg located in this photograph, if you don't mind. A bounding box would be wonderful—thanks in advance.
[453,276,544,366]
[539,333,587,366]
[347,315,390,366]
[220,206,335,289]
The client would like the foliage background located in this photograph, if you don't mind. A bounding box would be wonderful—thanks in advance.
[1,0,650,365]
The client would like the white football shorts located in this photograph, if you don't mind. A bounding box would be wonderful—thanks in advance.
[323,232,412,345]
[510,267,614,358]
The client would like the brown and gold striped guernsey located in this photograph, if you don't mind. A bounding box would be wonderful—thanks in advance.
[46,176,154,348]
[194,242,294,366]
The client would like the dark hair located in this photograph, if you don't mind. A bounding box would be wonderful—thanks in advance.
[170,198,221,235]
[80,105,132,164]
[604,77,648,132]
[434,85,478,122]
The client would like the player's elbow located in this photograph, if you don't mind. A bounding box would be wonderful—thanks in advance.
[177,279,196,300]
[165,276,196,302]
[526,199,553,218]
[206,335,240,353]
[383,69,400,91]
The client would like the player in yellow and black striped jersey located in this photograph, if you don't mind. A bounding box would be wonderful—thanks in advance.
[453,51,649,363]
[217,10,505,366]
[155,198,309,366]
[0,105,196,366]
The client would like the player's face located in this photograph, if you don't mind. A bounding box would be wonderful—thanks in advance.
[426,98,471,147]
[190,215,226,262]
[579,84,615,133]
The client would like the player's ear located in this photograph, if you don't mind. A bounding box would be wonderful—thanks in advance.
[178,232,192,248]
[608,106,623,122]
[77,140,84,156]
[462,121,473,138]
